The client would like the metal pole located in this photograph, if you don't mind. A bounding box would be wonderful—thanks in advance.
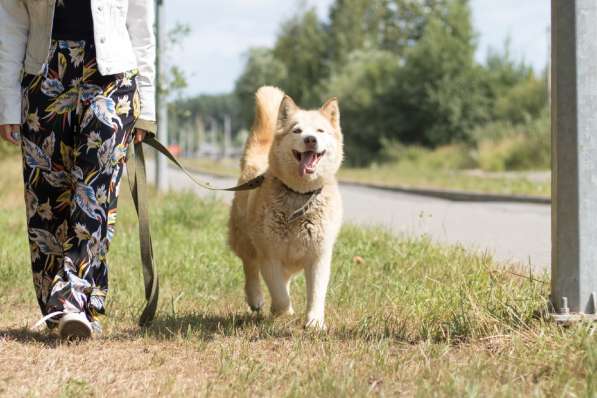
[551,0,597,321]
[223,114,231,158]
[155,0,168,190]
[546,26,551,106]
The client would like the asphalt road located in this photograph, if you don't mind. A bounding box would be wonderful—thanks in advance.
[146,162,551,273]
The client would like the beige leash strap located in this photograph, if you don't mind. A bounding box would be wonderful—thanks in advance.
[128,138,266,326]
[144,136,266,192]
[127,142,159,327]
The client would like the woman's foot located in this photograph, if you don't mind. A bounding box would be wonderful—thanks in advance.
[58,312,93,340]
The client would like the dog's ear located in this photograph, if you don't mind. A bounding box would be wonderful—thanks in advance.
[277,95,299,128]
[320,97,340,129]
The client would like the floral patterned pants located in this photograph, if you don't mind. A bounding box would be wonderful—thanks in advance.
[20,40,139,326]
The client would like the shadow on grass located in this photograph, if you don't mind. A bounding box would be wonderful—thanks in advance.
[111,311,303,341]
[113,311,418,343]
[0,327,60,347]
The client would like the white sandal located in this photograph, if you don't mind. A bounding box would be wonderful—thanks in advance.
[32,311,93,340]
[58,312,93,340]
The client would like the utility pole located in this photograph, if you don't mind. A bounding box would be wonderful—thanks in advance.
[551,0,597,321]
[546,25,551,106]
[155,0,168,190]
[223,114,232,158]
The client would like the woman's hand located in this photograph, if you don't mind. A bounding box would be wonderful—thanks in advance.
[135,129,147,144]
[0,124,21,145]
[133,128,147,144]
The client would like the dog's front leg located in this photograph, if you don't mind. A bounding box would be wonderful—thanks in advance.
[304,248,332,330]
[243,260,264,312]
[261,261,294,316]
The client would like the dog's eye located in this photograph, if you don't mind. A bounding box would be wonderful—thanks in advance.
[292,128,302,134]
[317,128,325,133]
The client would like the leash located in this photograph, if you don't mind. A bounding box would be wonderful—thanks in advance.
[143,136,266,192]
[127,137,267,327]
[127,142,159,327]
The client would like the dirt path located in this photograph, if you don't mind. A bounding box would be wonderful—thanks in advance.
[147,163,550,273]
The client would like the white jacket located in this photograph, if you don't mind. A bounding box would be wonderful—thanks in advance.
[0,0,156,125]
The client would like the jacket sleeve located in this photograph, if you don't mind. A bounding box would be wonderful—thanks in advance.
[127,0,156,122]
[0,0,29,125]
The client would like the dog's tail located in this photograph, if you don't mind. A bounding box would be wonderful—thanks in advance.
[240,86,285,178]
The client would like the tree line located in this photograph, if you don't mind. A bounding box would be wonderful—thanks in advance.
[171,0,548,167]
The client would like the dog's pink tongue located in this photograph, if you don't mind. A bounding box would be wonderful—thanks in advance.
[299,151,317,177]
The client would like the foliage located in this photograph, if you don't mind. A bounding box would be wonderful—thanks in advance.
[380,141,477,170]
[390,0,488,147]
[493,77,547,125]
[327,0,389,67]
[272,9,329,107]
[234,48,288,127]
[476,109,550,171]
[161,22,192,99]
[482,42,548,124]
[324,49,401,165]
[172,0,549,168]
[226,0,551,166]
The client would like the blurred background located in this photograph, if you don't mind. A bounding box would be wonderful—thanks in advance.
[0,0,550,196]
[161,0,550,196]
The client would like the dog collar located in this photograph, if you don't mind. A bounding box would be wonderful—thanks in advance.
[274,177,323,223]
[279,180,323,197]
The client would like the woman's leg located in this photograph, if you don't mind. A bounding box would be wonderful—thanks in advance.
[20,42,78,324]
[22,40,139,329]
[45,45,139,324]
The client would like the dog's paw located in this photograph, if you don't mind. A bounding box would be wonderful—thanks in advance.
[248,295,264,312]
[271,306,295,317]
[305,317,327,331]
[246,292,264,312]
[249,302,264,312]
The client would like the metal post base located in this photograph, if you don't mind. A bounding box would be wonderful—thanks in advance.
[550,292,597,324]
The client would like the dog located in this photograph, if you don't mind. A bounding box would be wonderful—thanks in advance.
[228,86,344,330]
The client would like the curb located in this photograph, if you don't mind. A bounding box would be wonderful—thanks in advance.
[339,180,551,205]
[178,165,551,205]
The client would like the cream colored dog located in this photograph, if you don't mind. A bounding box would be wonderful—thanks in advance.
[229,86,343,330]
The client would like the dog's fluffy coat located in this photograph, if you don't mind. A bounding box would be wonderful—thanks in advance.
[228,86,343,329]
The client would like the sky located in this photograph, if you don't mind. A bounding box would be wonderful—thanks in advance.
[165,0,550,96]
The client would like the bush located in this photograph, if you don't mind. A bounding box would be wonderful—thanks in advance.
[494,77,547,124]
[476,110,550,171]
[380,141,478,171]
[323,49,401,166]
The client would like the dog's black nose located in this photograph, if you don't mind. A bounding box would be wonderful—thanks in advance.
[304,135,317,147]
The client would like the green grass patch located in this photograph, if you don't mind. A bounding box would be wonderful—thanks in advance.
[0,156,593,397]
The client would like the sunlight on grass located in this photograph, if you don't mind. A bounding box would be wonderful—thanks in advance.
[0,155,593,397]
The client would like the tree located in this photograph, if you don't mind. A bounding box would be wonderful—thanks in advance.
[162,22,192,99]
[390,0,488,147]
[327,0,388,66]
[273,8,329,106]
[234,48,288,126]
[324,49,401,165]
[222,0,545,166]
[481,42,547,124]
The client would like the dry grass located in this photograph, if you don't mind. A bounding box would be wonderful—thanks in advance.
[0,155,595,397]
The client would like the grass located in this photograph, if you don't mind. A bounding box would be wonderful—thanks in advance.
[182,155,550,199]
[0,155,594,397]
[338,165,549,197]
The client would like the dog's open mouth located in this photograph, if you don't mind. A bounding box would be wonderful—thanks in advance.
[293,150,326,177]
